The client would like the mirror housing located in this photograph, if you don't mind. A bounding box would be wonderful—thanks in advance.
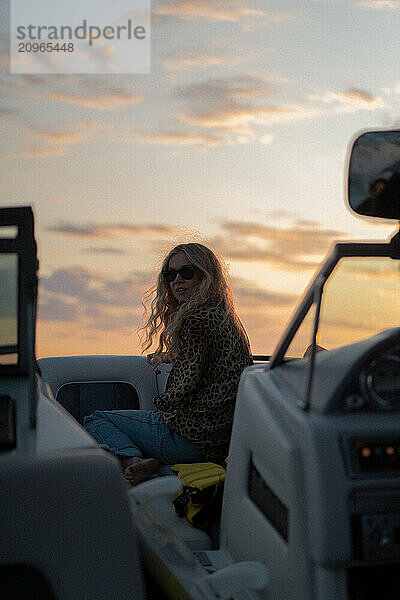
[348,130,400,220]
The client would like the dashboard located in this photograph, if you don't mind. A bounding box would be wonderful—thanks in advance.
[339,343,400,476]
[343,344,400,413]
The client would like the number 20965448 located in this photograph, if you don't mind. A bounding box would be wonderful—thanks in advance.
[18,42,74,52]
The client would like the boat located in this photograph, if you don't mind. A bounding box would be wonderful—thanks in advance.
[0,129,399,599]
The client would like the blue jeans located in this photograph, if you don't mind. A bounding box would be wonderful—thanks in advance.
[84,409,204,464]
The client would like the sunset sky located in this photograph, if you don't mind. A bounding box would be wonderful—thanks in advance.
[1,0,398,358]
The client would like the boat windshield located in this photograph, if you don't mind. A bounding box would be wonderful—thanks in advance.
[0,253,18,365]
[286,256,400,358]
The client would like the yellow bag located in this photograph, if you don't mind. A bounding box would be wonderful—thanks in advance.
[171,462,226,530]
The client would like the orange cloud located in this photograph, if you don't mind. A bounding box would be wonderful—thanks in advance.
[154,0,295,31]
[211,219,348,270]
[115,123,256,147]
[22,122,101,158]
[175,75,321,136]
[178,75,276,100]
[168,79,388,146]
[161,48,266,75]
[309,88,386,112]
[46,222,183,238]
[155,0,265,22]
[179,103,307,131]
[43,91,144,111]
[163,51,232,72]
[36,131,84,145]
[3,74,144,113]
[137,130,224,146]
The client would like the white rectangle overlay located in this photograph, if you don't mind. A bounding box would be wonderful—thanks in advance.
[10,0,150,74]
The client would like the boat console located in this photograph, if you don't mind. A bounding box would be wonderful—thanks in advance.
[220,130,400,600]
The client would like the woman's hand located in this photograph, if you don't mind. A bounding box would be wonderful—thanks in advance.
[147,352,172,369]
[146,353,159,374]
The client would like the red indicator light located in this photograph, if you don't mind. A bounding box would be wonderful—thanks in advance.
[386,446,395,456]
[361,447,371,458]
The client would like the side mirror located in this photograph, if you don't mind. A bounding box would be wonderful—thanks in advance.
[348,130,400,220]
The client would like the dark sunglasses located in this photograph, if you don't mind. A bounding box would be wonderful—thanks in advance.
[162,266,199,283]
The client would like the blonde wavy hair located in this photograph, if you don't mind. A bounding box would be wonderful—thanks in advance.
[140,243,250,367]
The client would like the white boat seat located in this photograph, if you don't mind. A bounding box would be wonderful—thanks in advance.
[129,476,213,551]
[38,357,186,480]
[0,449,145,600]
[37,355,161,412]
[129,477,269,599]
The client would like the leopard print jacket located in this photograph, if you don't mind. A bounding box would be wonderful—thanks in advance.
[153,304,253,464]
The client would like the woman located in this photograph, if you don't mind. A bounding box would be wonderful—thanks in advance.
[84,243,253,486]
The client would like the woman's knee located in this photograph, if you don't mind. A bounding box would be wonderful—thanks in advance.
[84,410,104,424]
